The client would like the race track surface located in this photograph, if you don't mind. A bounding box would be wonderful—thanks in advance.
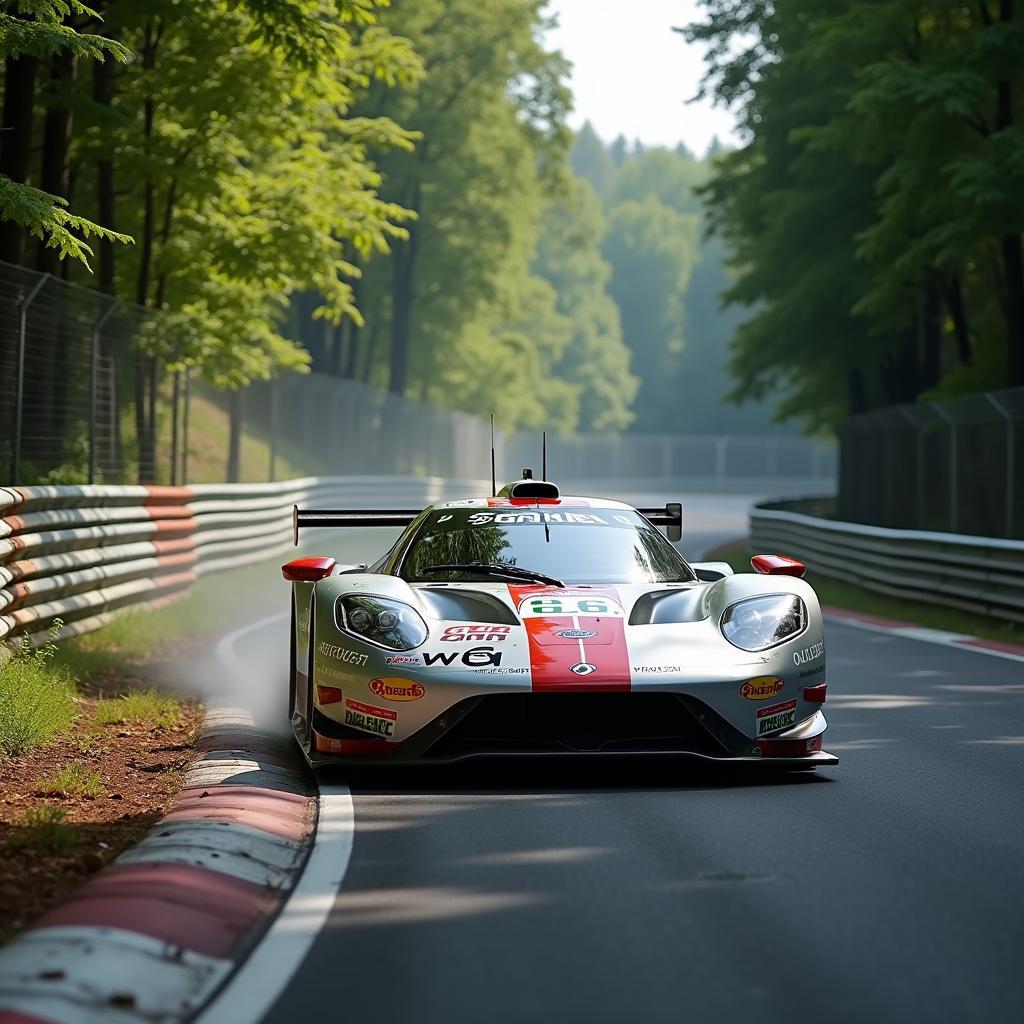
[225,494,1024,1024]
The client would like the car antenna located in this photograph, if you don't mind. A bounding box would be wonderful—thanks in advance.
[490,413,497,497]
[542,431,547,481]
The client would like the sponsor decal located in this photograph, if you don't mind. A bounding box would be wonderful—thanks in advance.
[368,678,425,701]
[319,663,359,685]
[740,676,785,701]
[423,646,502,668]
[297,608,310,636]
[799,664,826,679]
[632,665,683,674]
[344,697,397,738]
[473,667,529,675]
[756,698,798,737]
[793,641,824,666]
[466,511,610,527]
[440,625,512,642]
[555,629,598,639]
[319,641,368,667]
[570,662,597,676]
[385,654,422,667]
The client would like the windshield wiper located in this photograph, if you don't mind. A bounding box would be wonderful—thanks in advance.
[419,562,565,588]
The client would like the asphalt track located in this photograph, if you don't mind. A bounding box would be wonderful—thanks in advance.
[222,493,1023,1024]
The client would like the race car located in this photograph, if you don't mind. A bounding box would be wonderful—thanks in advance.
[283,474,837,771]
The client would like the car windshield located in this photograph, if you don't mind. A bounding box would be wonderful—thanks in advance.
[401,506,695,585]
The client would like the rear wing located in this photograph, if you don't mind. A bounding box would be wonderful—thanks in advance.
[293,501,683,545]
[293,507,422,545]
[638,503,682,543]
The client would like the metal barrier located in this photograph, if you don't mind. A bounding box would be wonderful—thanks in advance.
[1,477,487,644]
[751,498,1024,624]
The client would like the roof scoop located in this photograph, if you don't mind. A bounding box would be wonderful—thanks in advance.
[499,472,560,500]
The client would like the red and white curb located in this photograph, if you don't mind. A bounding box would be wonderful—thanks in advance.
[823,606,1024,663]
[0,700,316,1024]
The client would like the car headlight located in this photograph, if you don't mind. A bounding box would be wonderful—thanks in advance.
[721,595,806,652]
[337,595,428,650]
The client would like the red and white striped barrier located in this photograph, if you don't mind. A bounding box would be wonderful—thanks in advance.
[1,476,488,645]
[0,702,315,1024]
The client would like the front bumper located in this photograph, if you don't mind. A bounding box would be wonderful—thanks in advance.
[303,692,839,768]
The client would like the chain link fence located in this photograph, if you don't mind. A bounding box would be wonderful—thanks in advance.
[837,387,1024,539]
[0,261,188,485]
[2,257,839,492]
[505,432,837,492]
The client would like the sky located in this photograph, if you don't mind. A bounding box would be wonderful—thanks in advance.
[543,0,740,157]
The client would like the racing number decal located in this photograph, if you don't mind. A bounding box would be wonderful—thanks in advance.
[528,597,611,616]
[509,586,631,692]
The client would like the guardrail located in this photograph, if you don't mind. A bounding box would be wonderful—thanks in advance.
[751,498,1024,624]
[1,477,487,645]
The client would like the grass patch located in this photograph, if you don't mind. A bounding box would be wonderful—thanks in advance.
[36,762,105,798]
[709,540,1024,646]
[0,624,78,757]
[57,557,285,679]
[10,805,81,852]
[94,690,182,729]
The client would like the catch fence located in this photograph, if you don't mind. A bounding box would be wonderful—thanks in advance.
[838,387,1024,539]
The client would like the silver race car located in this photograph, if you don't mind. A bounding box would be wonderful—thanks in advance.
[283,475,837,771]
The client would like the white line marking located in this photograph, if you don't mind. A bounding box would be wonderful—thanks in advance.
[190,786,354,1024]
[193,612,356,1022]
[215,611,289,676]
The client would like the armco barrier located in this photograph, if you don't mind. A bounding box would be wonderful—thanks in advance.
[1,477,488,645]
[751,498,1024,624]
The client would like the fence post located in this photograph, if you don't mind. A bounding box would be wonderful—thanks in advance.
[12,273,50,482]
[269,378,278,483]
[934,404,957,532]
[90,298,119,485]
[170,367,181,487]
[182,367,191,484]
[985,392,1015,538]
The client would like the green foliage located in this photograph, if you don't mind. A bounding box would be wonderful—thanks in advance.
[36,762,104,797]
[685,0,1024,426]
[10,804,81,851]
[0,621,78,757]
[0,0,133,267]
[93,690,181,729]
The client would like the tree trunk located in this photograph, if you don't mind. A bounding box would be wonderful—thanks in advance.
[847,367,867,415]
[344,320,361,379]
[0,54,39,264]
[134,20,161,307]
[941,274,972,365]
[388,187,421,395]
[36,50,78,275]
[921,274,942,390]
[994,0,1024,384]
[227,389,242,483]
[329,321,345,376]
[92,18,118,295]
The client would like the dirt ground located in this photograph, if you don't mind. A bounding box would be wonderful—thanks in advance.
[0,695,203,943]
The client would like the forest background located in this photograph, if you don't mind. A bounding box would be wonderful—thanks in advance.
[2,0,1021,450]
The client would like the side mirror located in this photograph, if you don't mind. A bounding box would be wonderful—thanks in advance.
[750,554,806,578]
[282,556,337,582]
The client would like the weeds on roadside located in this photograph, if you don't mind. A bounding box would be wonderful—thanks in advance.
[36,763,104,797]
[0,622,78,757]
[10,804,81,852]
[94,690,181,729]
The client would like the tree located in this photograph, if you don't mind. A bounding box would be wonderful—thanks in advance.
[601,196,699,431]
[0,0,131,266]
[351,0,573,429]
[534,176,637,431]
